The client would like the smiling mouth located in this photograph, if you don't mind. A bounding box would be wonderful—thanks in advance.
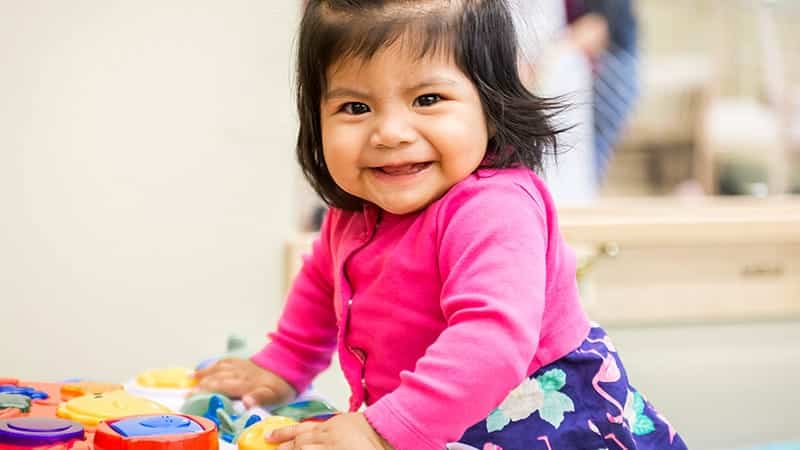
[372,162,432,176]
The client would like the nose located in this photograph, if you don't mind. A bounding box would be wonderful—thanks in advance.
[369,111,417,149]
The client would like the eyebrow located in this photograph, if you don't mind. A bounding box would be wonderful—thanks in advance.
[324,76,459,100]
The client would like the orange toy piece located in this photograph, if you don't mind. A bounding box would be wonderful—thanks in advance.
[0,410,21,420]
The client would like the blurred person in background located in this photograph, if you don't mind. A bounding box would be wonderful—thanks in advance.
[566,0,640,185]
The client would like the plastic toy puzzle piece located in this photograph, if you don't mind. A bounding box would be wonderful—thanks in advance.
[135,368,196,389]
[236,416,297,450]
[0,395,31,414]
[181,394,235,419]
[0,380,63,418]
[56,391,171,427]
[110,415,203,437]
[60,382,123,401]
[270,400,338,422]
[0,417,85,447]
[0,385,49,401]
[181,393,261,443]
[94,414,218,450]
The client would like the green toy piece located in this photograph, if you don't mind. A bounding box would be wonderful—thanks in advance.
[271,399,338,421]
[0,393,31,413]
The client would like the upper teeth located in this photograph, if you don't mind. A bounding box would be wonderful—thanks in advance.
[381,163,423,174]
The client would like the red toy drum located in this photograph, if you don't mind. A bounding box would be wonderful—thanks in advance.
[93,415,217,450]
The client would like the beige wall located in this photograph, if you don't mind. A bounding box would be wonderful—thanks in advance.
[0,2,300,379]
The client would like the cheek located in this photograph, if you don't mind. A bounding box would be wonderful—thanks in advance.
[321,129,362,190]
[430,117,488,166]
[322,120,363,158]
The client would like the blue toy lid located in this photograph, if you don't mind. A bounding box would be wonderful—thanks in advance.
[0,417,84,445]
[110,415,203,438]
[0,385,49,400]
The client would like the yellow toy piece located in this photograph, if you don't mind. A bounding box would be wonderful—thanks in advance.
[135,367,197,389]
[60,382,123,400]
[56,390,171,426]
[237,416,298,450]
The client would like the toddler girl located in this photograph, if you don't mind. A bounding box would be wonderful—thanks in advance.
[197,1,688,449]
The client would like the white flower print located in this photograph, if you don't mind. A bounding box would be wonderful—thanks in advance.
[498,377,545,422]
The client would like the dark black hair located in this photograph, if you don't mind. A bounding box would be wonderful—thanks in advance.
[296,0,566,211]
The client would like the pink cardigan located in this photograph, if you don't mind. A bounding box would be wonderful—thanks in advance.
[252,167,590,450]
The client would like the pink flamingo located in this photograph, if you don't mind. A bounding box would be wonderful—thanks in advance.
[583,349,626,424]
[536,436,553,450]
[604,433,629,450]
[586,335,617,352]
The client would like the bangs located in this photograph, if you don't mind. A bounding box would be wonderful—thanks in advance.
[302,2,462,90]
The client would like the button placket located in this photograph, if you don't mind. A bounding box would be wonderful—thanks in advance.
[339,212,381,409]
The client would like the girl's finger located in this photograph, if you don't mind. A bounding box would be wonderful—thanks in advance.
[194,358,235,378]
[290,429,328,448]
[266,423,318,443]
[195,370,233,389]
[195,372,243,395]
[242,386,281,408]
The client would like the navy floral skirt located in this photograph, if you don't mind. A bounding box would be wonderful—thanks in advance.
[450,325,688,450]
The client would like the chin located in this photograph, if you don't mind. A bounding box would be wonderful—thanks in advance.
[381,200,428,215]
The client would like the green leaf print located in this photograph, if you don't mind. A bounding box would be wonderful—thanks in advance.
[486,408,511,433]
[537,369,567,392]
[538,390,575,428]
[631,392,656,435]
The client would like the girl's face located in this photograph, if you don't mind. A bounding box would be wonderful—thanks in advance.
[320,43,490,215]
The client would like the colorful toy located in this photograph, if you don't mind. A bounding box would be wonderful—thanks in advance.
[56,392,171,428]
[2,341,340,450]
[0,396,30,416]
[59,384,123,403]
[0,381,62,419]
[269,400,337,422]
[0,417,89,450]
[181,394,261,444]
[124,369,195,412]
[235,417,297,450]
[93,414,217,450]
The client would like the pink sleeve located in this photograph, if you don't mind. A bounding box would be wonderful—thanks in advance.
[250,210,338,394]
[364,181,549,450]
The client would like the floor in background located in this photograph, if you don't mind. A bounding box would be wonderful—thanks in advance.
[607,320,800,450]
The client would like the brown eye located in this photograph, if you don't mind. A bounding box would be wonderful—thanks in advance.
[343,102,370,115]
[414,94,441,107]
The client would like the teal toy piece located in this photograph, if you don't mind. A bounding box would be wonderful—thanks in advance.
[271,400,338,422]
[182,394,235,418]
[0,394,32,413]
[181,393,261,443]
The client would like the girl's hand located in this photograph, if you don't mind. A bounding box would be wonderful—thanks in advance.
[268,413,394,450]
[194,358,296,408]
